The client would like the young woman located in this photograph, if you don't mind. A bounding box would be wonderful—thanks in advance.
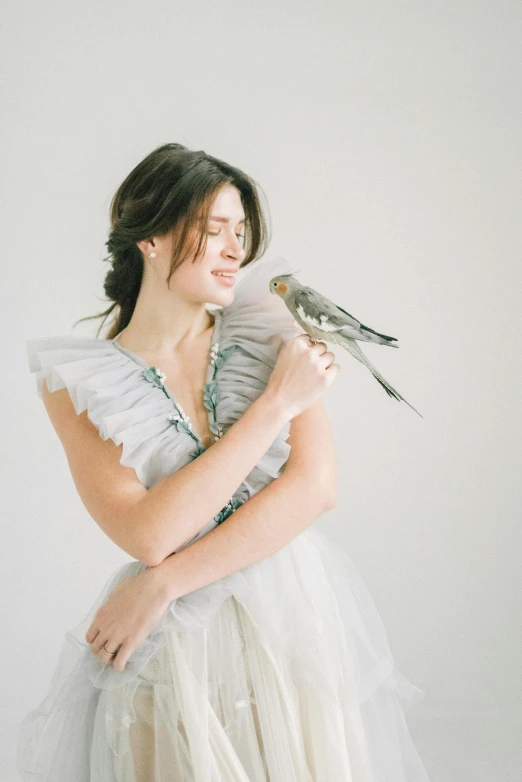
[18,143,430,780]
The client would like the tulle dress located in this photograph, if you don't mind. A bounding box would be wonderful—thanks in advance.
[17,255,430,781]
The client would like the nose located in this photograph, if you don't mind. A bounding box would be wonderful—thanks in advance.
[224,230,246,258]
[224,240,246,263]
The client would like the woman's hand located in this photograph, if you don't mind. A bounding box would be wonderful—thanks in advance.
[264,334,340,421]
[85,566,171,672]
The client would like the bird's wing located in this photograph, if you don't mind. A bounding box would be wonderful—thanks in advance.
[293,288,352,331]
[294,287,397,343]
[293,288,369,340]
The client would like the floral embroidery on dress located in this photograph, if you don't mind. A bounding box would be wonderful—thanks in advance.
[188,443,207,460]
[166,409,199,442]
[209,343,238,371]
[143,340,243,526]
[214,496,243,524]
[143,366,167,390]
[204,343,240,442]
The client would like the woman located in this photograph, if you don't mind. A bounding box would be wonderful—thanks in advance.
[18,143,430,780]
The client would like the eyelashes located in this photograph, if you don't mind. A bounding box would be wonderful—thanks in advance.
[208,231,245,240]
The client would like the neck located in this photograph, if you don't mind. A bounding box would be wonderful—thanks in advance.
[117,289,215,356]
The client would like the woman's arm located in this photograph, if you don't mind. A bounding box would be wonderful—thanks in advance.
[85,399,337,671]
[151,398,338,602]
[45,333,337,567]
[45,382,292,566]
[132,392,295,564]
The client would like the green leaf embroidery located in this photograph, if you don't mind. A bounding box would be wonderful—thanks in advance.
[221,344,239,361]
[214,497,243,525]
[202,397,214,413]
[212,344,240,372]
[208,421,221,435]
[190,444,206,459]
[168,343,239,451]
[143,367,167,392]
[204,380,218,396]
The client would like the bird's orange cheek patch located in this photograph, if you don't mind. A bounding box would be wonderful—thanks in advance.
[277,283,288,293]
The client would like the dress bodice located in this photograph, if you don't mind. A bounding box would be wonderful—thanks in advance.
[26,255,302,551]
[111,309,224,452]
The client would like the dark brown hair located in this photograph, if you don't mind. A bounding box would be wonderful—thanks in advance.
[74,143,271,338]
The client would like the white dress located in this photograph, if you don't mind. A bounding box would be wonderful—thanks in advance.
[17,255,430,781]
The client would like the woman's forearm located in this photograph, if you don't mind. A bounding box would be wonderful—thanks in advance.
[130,393,290,566]
[151,469,334,603]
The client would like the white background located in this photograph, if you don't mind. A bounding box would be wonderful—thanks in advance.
[2,1,521,779]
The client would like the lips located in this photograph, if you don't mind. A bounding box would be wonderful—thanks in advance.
[212,271,236,286]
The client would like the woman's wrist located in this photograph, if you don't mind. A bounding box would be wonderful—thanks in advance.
[147,555,182,605]
[144,392,291,603]
[255,389,293,428]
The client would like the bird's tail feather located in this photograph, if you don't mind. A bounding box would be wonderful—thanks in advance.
[339,327,399,348]
[373,375,424,417]
[340,336,423,418]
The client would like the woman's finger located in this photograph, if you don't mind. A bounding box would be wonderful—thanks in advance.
[97,639,121,661]
[90,632,112,655]
[85,624,99,644]
[112,640,132,672]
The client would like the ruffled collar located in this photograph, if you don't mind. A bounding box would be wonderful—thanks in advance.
[110,308,225,452]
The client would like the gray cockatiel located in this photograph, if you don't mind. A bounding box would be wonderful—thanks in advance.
[269,272,423,418]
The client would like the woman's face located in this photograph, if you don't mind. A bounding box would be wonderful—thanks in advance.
[143,185,247,306]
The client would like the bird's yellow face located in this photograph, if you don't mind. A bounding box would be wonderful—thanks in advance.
[269,276,289,296]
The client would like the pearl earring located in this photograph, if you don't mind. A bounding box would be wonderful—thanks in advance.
[149,252,156,258]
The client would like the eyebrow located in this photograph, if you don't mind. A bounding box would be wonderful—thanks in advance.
[209,215,246,224]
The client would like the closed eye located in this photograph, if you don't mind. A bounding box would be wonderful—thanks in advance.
[208,231,245,240]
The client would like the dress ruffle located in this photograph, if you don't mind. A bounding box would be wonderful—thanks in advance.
[212,255,302,493]
[17,527,428,781]
[19,255,429,781]
[25,255,301,495]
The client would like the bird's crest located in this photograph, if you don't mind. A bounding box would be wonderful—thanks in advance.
[274,267,302,279]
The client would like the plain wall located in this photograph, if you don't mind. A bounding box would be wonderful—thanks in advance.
[2,1,521,779]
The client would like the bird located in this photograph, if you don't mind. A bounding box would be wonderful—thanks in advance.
[269,271,423,418]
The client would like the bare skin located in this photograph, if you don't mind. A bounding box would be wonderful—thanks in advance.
[115,318,218,449]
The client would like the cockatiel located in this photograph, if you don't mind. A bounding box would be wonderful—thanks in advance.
[269,272,423,418]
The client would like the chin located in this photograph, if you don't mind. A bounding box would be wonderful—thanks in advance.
[211,286,235,302]
[206,290,234,308]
